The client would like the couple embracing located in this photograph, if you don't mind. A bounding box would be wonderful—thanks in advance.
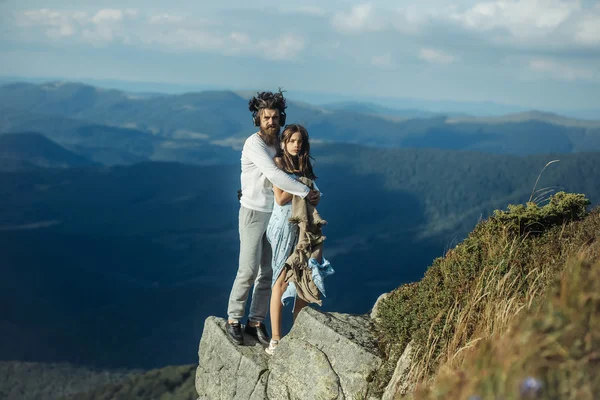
[225,89,334,356]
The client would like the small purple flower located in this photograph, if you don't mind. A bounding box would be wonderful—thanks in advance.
[520,376,543,396]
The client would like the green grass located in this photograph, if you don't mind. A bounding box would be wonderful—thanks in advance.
[374,192,599,396]
[415,258,600,400]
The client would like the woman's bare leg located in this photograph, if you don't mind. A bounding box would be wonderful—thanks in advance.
[269,271,287,341]
[292,297,308,323]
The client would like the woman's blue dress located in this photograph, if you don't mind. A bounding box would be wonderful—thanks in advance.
[266,178,333,308]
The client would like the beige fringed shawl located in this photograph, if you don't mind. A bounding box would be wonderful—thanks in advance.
[282,176,327,305]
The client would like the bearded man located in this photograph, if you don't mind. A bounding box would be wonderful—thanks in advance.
[225,89,320,346]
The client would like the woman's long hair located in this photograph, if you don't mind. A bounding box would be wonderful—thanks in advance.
[277,124,317,180]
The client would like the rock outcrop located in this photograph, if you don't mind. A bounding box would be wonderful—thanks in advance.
[369,292,391,320]
[381,341,415,400]
[196,307,384,400]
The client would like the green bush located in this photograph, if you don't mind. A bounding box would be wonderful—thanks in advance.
[374,192,595,391]
[488,192,590,236]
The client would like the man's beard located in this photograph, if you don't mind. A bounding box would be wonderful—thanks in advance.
[260,126,280,146]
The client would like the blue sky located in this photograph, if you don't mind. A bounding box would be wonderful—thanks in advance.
[1,0,599,110]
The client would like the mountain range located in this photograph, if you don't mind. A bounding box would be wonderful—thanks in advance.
[0,132,98,170]
[3,75,599,119]
[2,81,600,168]
[1,79,600,375]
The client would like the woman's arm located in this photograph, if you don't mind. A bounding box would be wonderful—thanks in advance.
[272,157,293,205]
[273,185,293,206]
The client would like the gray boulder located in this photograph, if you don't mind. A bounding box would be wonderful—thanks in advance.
[382,340,416,400]
[370,292,391,320]
[195,317,269,400]
[196,308,384,400]
[268,307,383,399]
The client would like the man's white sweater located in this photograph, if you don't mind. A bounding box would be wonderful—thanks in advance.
[239,133,310,213]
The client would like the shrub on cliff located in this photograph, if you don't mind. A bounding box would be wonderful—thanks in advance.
[415,258,600,399]
[374,192,598,393]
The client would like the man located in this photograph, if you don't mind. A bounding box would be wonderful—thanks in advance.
[226,89,320,345]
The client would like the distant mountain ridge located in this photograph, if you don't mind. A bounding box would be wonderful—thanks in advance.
[2,81,600,162]
[447,110,600,128]
[0,132,97,169]
[2,80,598,125]
[321,100,463,120]
[5,75,598,118]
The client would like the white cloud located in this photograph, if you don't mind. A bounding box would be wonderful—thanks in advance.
[419,48,456,64]
[140,25,304,60]
[125,9,139,18]
[9,3,597,79]
[391,5,431,34]
[371,52,394,68]
[528,57,596,81]
[18,9,77,38]
[81,28,111,43]
[14,7,304,60]
[49,23,75,38]
[71,12,89,23]
[257,34,306,60]
[575,8,600,45]
[21,8,57,23]
[448,0,587,47]
[91,9,124,24]
[454,0,577,35]
[331,4,380,32]
[17,8,139,44]
[145,28,225,51]
[148,13,184,24]
[85,9,138,45]
[329,1,597,50]
[280,5,327,17]
[330,4,461,35]
[230,31,250,45]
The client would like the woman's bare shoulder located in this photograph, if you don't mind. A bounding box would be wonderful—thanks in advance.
[273,156,284,169]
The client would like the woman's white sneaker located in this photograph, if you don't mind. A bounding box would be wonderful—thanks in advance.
[265,339,279,355]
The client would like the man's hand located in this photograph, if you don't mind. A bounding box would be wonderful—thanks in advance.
[307,189,321,206]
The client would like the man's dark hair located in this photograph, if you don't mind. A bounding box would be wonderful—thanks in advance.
[248,88,287,127]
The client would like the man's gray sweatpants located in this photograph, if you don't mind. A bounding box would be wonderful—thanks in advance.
[227,206,273,323]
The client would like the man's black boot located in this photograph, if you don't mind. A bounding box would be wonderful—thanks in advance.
[244,321,270,346]
[225,320,244,345]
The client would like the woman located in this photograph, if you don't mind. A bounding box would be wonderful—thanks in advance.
[265,124,332,355]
